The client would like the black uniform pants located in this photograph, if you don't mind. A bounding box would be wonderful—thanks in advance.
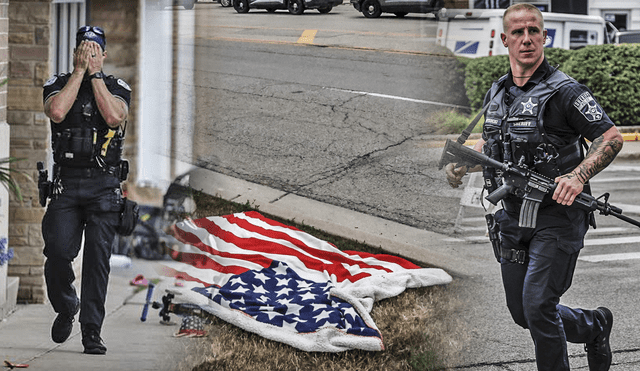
[495,205,606,371]
[42,173,122,330]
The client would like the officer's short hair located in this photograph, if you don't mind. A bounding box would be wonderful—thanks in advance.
[503,4,544,33]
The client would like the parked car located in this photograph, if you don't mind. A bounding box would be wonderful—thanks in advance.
[220,0,232,6]
[350,0,443,18]
[233,0,342,14]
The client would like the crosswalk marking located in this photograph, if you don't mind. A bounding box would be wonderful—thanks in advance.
[586,227,633,235]
[590,176,640,183]
[584,236,640,246]
[579,252,640,263]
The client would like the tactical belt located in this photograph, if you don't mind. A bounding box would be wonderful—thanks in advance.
[501,247,527,264]
[58,165,121,179]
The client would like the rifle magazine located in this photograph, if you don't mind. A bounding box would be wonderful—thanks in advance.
[518,199,540,229]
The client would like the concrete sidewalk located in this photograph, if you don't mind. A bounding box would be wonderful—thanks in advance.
[0,258,204,371]
[1,140,638,370]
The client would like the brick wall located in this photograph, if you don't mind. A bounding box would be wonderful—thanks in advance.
[7,0,140,303]
[7,0,50,304]
[0,0,7,124]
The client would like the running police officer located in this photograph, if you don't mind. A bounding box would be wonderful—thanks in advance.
[42,26,131,355]
[445,4,622,371]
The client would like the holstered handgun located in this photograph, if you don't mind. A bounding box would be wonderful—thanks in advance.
[119,159,129,182]
[37,162,52,207]
[485,213,501,263]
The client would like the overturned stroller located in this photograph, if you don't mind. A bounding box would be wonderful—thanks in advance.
[112,173,195,260]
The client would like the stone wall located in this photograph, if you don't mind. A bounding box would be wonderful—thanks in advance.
[7,0,50,304]
[7,0,140,303]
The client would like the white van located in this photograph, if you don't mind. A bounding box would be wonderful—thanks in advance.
[436,9,606,58]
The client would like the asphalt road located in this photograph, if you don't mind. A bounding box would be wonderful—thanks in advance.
[185,2,470,234]
[171,3,640,369]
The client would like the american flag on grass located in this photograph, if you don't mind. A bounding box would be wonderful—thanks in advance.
[163,211,452,352]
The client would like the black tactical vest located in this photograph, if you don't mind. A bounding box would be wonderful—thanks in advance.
[51,80,124,168]
[482,69,585,200]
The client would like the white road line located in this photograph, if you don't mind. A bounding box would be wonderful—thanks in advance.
[586,227,633,235]
[584,236,640,246]
[601,165,640,172]
[590,177,640,183]
[579,252,640,263]
[325,87,470,110]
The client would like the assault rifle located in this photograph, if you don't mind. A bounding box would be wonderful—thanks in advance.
[438,139,640,229]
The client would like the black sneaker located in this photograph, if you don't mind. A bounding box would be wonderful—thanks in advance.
[585,307,613,371]
[51,301,80,343]
[82,327,107,355]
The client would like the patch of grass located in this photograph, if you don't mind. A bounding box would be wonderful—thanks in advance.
[429,109,483,135]
[179,191,465,371]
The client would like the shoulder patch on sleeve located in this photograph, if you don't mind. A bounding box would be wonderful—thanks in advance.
[573,91,603,122]
[117,79,131,91]
[43,76,58,87]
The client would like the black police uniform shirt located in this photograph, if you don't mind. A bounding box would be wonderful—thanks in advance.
[483,58,615,149]
[43,73,131,167]
[43,73,132,128]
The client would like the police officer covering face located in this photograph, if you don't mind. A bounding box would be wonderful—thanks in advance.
[42,26,131,355]
[445,4,622,371]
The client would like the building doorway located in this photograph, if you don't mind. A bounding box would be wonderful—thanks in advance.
[604,11,629,31]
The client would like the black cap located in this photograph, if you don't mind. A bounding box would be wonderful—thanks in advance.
[76,26,106,51]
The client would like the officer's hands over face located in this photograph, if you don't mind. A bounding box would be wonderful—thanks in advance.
[445,163,468,188]
[73,41,91,74]
[73,40,104,76]
[86,41,105,75]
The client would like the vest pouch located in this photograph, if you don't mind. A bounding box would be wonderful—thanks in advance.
[507,118,543,167]
[54,128,97,166]
[482,116,503,195]
[510,138,537,167]
[69,128,96,158]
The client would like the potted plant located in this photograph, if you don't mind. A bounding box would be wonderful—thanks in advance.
[0,156,24,317]
[0,157,25,202]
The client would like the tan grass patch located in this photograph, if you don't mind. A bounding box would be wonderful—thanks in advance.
[176,283,466,371]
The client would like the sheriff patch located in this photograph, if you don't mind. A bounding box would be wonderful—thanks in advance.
[520,97,539,116]
[573,91,603,122]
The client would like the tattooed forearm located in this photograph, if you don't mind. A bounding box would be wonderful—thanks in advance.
[573,136,623,183]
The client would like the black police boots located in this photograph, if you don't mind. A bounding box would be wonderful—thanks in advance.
[51,300,80,343]
[585,307,613,371]
[82,325,107,355]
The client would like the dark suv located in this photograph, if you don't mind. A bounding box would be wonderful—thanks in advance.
[351,0,443,18]
[234,0,343,14]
